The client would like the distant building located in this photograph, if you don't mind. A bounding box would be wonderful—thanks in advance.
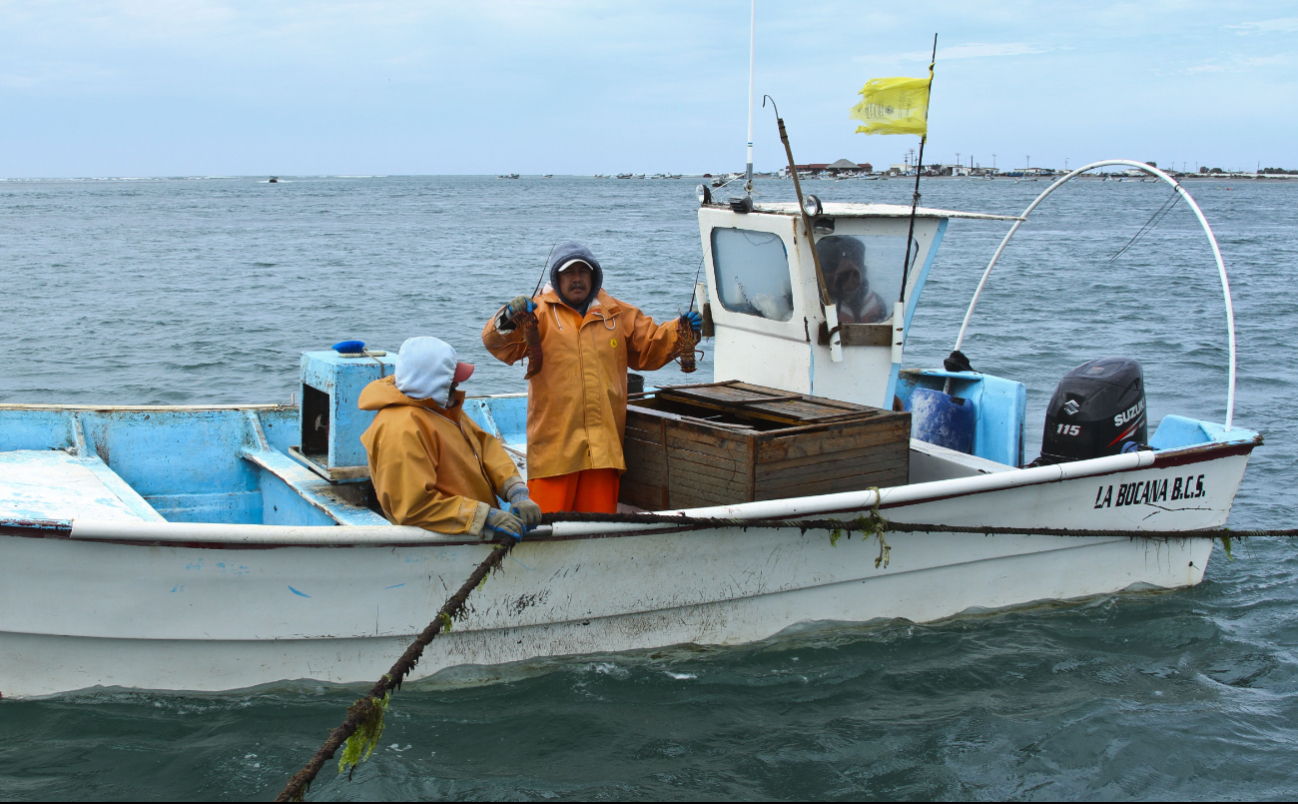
[793,159,872,175]
[933,163,975,176]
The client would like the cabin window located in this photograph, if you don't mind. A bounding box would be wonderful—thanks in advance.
[815,235,917,324]
[710,228,794,321]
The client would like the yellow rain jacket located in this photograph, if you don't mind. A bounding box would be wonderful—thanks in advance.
[359,375,523,535]
[482,287,681,480]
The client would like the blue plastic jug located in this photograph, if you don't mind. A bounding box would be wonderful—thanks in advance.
[907,387,976,454]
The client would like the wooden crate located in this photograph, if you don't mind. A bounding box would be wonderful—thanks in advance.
[620,381,910,511]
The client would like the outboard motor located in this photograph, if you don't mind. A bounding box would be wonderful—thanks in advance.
[1039,357,1147,464]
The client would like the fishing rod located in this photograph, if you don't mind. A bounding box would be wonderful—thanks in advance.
[763,95,832,314]
[533,241,559,297]
[516,242,559,379]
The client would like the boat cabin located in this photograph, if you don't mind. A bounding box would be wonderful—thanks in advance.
[695,201,1016,410]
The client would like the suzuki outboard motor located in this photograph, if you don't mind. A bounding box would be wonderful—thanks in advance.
[1039,357,1147,464]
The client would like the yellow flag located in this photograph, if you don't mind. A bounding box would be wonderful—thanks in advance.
[851,76,931,136]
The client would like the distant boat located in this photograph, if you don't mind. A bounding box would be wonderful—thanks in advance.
[497,174,519,179]
[267,177,278,184]
[617,173,632,179]
[542,174,553,179]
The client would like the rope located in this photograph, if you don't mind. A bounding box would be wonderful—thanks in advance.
[538,511,1293,540]
[1109,185,1182,263]
[275,539,514,803]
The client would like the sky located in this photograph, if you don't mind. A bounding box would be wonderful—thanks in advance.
[0,0,1294,177]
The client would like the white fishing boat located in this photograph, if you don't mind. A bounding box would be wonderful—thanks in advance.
[0,160,1257,698]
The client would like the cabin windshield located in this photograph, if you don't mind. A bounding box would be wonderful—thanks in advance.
[815,235,916,324]
[710,228,794,322]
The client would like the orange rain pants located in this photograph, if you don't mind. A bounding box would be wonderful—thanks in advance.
[528,468,620,514]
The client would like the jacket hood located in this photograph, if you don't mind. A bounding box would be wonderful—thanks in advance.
[393,336,464,407]
[359,374,466,416]
[547,241,604,315]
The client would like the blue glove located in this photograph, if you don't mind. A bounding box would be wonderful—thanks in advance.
[497,297,537,332]
[681,310,703,334]
[484,507,526,541]
[507,296,537,316]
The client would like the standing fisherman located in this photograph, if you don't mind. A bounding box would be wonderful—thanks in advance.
[482,242,702,514]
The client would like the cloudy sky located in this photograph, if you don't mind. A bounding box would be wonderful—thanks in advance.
[0,0,1293,177]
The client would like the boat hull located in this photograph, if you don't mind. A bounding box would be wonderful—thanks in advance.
[0,444,1246,697]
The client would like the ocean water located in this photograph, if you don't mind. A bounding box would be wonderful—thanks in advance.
[2,174,1297,800]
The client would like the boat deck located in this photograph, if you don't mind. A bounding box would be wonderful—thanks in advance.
[0,450,163,523]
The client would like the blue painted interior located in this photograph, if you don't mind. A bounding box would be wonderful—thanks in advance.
[0,349,1260,528]
[0,403,387,526]
[1150,415,1258,450]
[301,350,398,469]
[896,370,1029,467]
[463,396,528,447]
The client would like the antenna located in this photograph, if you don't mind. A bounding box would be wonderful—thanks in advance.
[744,0,756,195]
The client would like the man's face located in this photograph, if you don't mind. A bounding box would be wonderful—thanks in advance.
[830,255,865,296]
[559,263,594,304]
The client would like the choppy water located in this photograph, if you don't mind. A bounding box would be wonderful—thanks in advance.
[2,175,1297,800]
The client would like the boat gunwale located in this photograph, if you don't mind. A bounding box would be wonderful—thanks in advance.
[0,403,295,412]
[0,391,531,414]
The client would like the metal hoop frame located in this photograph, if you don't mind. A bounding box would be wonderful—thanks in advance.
[953,159,1238,429]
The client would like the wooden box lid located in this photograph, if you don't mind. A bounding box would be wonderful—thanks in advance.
[635,380,892,431]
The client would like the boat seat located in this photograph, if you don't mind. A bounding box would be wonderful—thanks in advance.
[241,448,390,526]
[0,449,165,523]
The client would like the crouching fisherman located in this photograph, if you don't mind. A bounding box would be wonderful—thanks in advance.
[359,336,542,540]
[482,241,702,514]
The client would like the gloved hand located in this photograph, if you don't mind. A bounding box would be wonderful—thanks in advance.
[680,310,703,335]
[497,296,537,331]
[507,485,543,529]
[484,507,526,541]
[507,296,536,319]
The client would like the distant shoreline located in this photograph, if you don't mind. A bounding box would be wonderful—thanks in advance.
[2,173,1295,182]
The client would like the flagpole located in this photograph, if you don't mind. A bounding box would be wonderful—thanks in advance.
[900,33,937,305]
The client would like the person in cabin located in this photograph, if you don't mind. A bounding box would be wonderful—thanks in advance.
[817,236,889,324]
[358,336,542,540]
[482,241,702,514]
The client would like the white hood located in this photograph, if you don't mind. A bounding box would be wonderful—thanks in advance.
[395,337,459,407]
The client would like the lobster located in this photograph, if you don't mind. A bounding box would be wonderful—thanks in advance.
[516,310,543,379]
[676,315,700,374]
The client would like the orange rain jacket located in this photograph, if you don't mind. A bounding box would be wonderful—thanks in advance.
[359,375,523,536]
[482,286,681,480]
